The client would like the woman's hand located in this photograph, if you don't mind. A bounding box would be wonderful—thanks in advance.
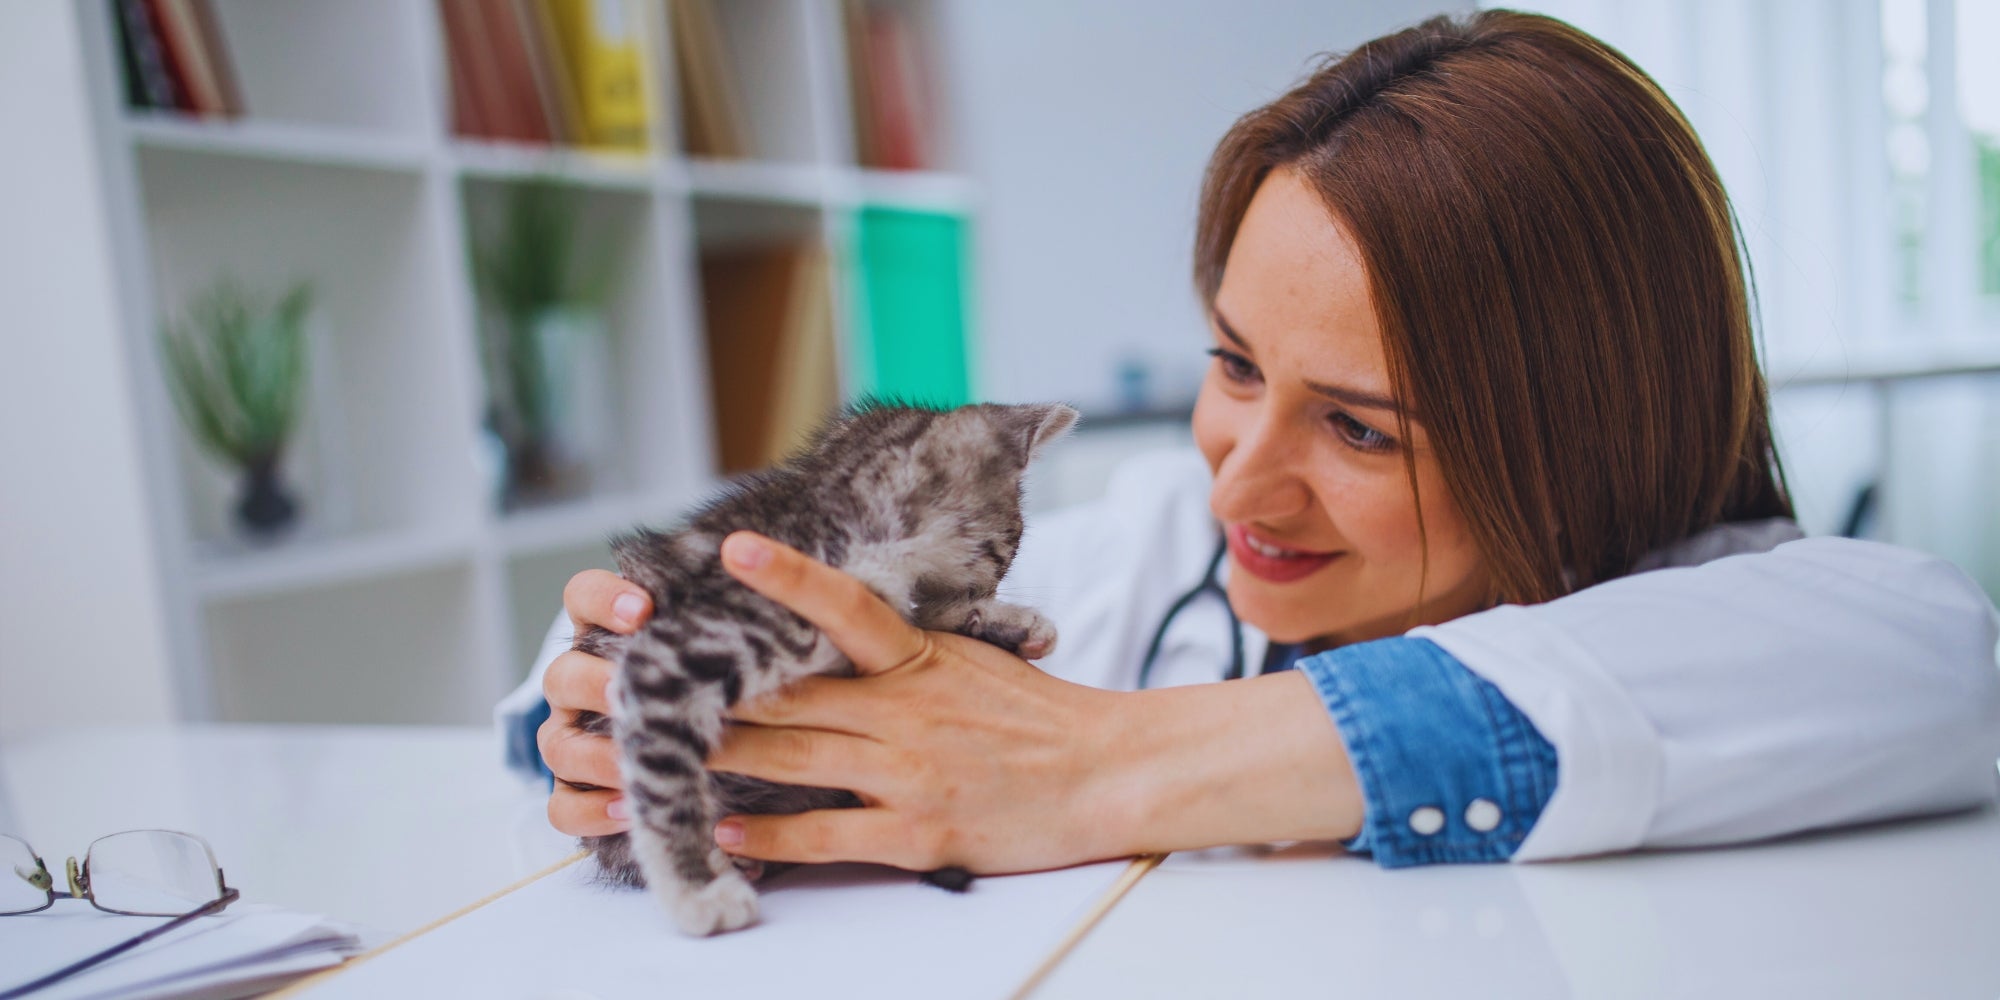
[708,531,1136,875]
[539,569,651,838]
[538,534,1368,869]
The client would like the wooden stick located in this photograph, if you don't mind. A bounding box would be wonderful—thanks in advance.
[266,849,587,997]
[1009,853,1167,1000]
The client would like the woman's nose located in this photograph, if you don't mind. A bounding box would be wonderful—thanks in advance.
[1209,414,1312,524]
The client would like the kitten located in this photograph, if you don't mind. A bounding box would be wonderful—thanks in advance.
[570,400,1078,936]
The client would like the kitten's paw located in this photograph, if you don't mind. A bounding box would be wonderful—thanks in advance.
[667,873,760,936]
[729,854,766,882]
[1014,615,1058,659]
[959,602,1059,659]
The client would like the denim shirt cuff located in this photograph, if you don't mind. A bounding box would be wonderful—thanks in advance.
[506,698,556,786]
[1298,636,1558,868]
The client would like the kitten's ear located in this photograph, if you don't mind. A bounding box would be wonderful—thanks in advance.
[997,403,1079,460]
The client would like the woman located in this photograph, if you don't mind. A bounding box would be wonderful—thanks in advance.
[502,9,2000,873]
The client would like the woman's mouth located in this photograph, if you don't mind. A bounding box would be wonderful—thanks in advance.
[1226,524,1341,583]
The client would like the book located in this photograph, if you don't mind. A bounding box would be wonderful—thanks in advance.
[761,246,840,462]
[479,0,555,144]
[519,0,586,144]
[699,243,807,472]
[437,0,488,136]
[667,0,745,158]
[853,207,971,405]
[148,0,230,117]
[855,4,932,170]
[115,0,188,112]
[549,0,651,151]
[841,0,881,167]
[110,0,157,109]
[184,0,243,115]
[442,0,510,141]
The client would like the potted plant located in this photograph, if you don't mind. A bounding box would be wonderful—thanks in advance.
[472,177,616,507]
[159,278,315,538]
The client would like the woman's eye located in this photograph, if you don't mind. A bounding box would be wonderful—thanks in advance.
[1206,348,1259,384]
[1331,411,1396,453]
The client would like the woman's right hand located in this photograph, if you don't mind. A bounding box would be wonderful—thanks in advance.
[539,569,652,838]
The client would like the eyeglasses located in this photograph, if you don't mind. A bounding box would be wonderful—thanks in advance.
[0,830,240,999]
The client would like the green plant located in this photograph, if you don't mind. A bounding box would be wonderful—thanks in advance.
[159,279,314,471]
[1978,133,1999,297]
[471,178,615,445]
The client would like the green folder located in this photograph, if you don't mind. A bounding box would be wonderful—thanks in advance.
[848,207,973,406]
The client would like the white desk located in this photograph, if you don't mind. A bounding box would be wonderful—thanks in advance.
[1039,806,2000,998]
[0,724,571,942]
[7,725,1996,998]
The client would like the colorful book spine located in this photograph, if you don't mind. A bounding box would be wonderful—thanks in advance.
[851,207,971,406]
[550,0,650,151]
[114,0,187,111]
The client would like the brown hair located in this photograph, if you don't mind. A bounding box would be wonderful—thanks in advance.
[1194,8,1791,605]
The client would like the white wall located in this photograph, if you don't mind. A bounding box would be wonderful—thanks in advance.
[0,2,177,734]
[937,1,1472,414]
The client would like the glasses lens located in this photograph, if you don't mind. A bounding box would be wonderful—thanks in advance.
[0,834,50,914]
[84,831,222,916]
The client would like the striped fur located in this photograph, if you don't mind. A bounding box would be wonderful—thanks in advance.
[575,401,1077,935]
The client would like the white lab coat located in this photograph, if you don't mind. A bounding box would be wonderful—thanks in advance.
[501,448,2000,862]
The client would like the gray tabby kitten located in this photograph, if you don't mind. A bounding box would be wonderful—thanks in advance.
[570,400,1078,935]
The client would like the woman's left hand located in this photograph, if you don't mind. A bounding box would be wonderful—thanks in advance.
[706,531,1133,875]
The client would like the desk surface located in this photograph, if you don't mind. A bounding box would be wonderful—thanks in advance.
[6,724,1995,998]
[0,723,571,941]
[1039,806,2000,998]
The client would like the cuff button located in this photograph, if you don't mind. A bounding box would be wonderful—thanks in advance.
[1407,806,1446,836]
[1465,798,1503,832]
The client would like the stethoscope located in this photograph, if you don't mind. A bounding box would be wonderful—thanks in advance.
[1136,535,1301,689]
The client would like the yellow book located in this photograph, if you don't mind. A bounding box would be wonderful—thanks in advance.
[547,0,650,150]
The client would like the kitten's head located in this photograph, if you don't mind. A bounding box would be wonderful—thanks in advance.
[816,399,1079,482]
[808,399,1079,558]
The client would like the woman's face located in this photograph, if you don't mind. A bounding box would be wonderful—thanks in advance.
[1192,167,1493,648]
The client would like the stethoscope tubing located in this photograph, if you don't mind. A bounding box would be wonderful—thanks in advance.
[1136,536,1246,689]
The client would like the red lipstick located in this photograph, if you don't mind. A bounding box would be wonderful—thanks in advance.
[1226,524,1340,584]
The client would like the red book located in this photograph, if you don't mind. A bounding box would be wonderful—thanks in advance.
[866,8,926,170]
[437,0,488,136]
[187,0,244,115]
[148,0,225,116]
[450,0,518,141]
[476,0,552,144]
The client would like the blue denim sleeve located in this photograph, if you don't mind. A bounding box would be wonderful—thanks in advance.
[505,697,556,786]
[1296,636,1558,867]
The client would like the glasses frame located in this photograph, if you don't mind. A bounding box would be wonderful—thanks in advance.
[0,830,241,1000]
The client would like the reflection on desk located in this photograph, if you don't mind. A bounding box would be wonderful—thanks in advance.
[1039,805,2000,998]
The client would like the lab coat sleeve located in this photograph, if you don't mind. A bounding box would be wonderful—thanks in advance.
[1411,537,2000,862]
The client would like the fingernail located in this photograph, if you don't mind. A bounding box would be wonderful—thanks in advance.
[606,798,629,821]
[714,820,744,847]
[612,592,645,625]
[723,535,769,572]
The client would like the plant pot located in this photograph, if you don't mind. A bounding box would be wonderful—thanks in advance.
[236,454,299,537]
[497,306,610,508]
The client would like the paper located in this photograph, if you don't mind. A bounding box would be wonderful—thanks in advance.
[0,901,364,1000]
[297,856,1138,999]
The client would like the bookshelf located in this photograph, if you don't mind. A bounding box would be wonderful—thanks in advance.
[76,0,977,725]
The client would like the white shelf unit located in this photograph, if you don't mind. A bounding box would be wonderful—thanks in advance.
[77,0,974,724]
